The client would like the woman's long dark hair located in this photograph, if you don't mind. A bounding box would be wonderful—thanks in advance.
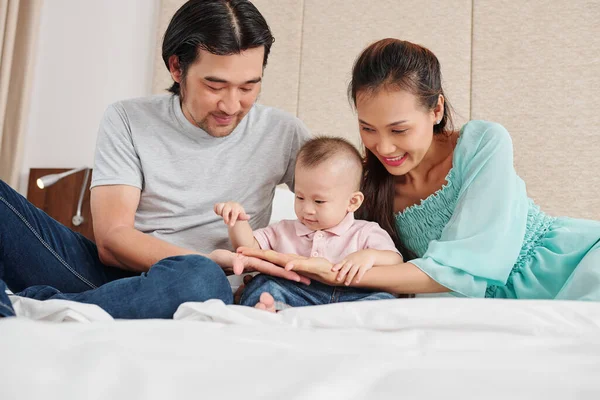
[349,39,455,260]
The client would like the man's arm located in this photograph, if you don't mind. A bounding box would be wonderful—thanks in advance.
[91,188,311,284]
[91,185,200,272]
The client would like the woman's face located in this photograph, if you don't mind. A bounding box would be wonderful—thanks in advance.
[356,88,442,176]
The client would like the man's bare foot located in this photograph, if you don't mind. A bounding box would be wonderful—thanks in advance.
[255,292,277,313]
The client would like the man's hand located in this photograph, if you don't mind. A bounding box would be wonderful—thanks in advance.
[214,201,250,227]
[208,249,239,275]
[332,249,377,285]
[209,249,310,284]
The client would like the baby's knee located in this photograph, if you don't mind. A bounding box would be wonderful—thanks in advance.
[239,274,288,306]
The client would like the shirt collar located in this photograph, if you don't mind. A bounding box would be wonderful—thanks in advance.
[294,212,355,237]
[325,212,355,236]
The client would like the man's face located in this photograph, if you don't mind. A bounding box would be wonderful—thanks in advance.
[173,47,264,138]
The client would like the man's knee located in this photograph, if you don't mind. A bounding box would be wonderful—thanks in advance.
[0,179,9,193]
[0,179,17,202]
[0,179,24,226]
[156,255,233,305]
[0,179,12,214]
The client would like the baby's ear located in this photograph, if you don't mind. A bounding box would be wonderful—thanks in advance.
[347,191,365,212]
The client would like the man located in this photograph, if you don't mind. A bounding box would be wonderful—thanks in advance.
[0,0,310,319]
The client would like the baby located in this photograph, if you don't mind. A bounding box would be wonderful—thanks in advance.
[214,137,403,311]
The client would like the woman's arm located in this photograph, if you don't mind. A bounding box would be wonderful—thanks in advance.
[294,255,449,294]
[350,262,449,294]
[238,247,449,294]
[372,250,404,266]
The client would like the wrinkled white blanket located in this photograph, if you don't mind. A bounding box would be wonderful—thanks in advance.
[2,296,600,399]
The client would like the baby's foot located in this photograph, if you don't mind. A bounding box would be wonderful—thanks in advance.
[255,292,277,313]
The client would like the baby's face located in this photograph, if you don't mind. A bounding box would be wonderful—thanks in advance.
[293,161,359,231]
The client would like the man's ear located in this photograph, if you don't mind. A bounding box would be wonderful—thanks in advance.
[168,55,183,83]
[347,191,365,213]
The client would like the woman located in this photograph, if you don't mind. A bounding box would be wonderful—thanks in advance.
[240,38,600,302]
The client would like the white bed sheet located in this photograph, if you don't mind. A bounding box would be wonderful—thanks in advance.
[2,296,600,399]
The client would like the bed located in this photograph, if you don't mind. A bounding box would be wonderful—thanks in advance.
[3,296,600,398]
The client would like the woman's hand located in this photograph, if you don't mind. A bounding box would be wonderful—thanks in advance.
[286,256,342,286]
[237,247,340,286]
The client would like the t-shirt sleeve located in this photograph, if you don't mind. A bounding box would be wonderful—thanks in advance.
[409,122,528,298]
[253,223,279,250]
[91,103,143,189]
[362,223,401,254]
[279,117,311,192]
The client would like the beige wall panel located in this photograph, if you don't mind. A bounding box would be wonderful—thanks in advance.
[151,0,183,95]
[152,0,303,115]
[298,0,472,146]
[471,0,600,219]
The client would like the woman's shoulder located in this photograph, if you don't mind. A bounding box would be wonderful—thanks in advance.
[458,120,512,148]
[454,120,513,168]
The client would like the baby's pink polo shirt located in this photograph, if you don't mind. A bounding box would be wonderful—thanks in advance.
[253,212,400,263]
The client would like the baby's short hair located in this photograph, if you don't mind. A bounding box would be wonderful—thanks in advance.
[296,136,363,188]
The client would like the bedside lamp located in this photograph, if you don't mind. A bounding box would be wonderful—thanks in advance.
[36,167,91,226]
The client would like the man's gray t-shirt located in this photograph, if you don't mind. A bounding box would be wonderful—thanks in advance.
[91,94,310,253]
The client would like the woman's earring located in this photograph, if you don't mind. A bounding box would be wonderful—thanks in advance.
[435,119,441,125]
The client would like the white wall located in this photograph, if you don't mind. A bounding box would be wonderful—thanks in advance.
[18,0,159,194]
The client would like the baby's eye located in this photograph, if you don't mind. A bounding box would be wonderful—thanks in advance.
[315,200,326,204]
[296,196,304,201]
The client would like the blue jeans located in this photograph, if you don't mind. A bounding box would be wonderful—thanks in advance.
[0,179,232,319]
[240,274,395,309]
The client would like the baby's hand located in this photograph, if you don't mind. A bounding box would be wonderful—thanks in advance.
[214,201,250,227]
[332,250,377,285]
